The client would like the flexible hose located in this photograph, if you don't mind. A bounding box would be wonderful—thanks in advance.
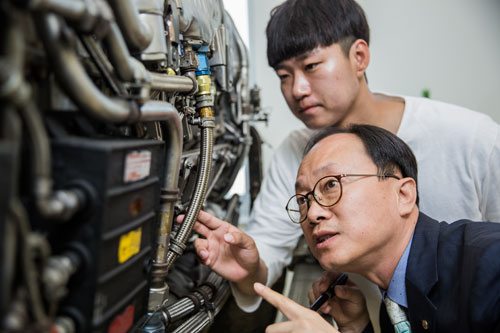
[171,281,230,333]
[165,121,214,269]
[161,272,224,324]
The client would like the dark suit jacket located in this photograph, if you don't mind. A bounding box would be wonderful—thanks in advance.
[378,213,500,333]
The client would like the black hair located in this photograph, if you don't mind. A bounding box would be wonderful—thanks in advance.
[304,124,419,205]
[266,0,370,69]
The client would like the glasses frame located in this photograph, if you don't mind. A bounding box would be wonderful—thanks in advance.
[285,173,401,224]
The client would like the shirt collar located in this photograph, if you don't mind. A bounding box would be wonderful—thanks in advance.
[383,235,414,308]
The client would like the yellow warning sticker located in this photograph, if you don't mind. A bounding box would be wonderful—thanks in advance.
[118,227,142,263]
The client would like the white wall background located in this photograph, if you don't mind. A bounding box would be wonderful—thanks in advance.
[223,0,250,48]
[233,0,500,170]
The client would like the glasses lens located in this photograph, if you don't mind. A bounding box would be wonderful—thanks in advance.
[286,194,308,223]
[314,176,341,206]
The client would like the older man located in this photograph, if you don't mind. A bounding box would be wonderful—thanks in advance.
[192,125,500,332]
[241,0,500,321]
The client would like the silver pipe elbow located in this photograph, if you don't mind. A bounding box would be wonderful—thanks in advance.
[107,0,152,52]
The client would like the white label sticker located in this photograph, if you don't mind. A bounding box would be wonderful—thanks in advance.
[124,150,152,183]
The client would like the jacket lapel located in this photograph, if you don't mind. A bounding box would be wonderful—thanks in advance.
[405,213,439,332]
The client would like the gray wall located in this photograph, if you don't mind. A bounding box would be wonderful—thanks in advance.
[247,0,500,170]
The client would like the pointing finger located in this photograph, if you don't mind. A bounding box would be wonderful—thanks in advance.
[254,283,310,320]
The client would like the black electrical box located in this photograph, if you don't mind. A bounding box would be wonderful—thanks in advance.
[45,137,164,332]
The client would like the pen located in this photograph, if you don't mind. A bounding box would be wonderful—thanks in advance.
[309,273,348,311]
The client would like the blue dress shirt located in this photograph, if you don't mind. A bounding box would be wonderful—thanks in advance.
[383,235,414,308]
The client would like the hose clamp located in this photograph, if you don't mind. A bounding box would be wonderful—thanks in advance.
[168,237,186,256]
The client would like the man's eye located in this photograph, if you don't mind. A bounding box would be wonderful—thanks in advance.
[296,196,308,205]
[305,63,318,71]
[324,179,338,191]
[276,71,290,81]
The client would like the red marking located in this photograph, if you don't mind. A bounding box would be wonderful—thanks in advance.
[129,171,141,180]
[109,304,135,333]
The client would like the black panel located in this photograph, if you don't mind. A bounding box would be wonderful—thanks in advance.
[32,137,164,333]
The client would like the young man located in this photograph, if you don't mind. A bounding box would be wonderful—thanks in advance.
[192,125,500,332]
[234,0,500,314]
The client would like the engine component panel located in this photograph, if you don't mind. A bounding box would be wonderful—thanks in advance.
[0,0,266,331]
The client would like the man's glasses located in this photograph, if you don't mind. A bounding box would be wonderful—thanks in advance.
[285,173,400,224]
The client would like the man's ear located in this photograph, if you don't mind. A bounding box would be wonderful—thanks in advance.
[349,39,370,78]
[397,177,417,216]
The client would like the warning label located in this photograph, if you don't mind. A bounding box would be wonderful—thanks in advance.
[124,150,152,183]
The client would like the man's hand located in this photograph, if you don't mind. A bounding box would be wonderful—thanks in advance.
[254,282,339,333]
[180,210,267,295]
[309,272,370,332]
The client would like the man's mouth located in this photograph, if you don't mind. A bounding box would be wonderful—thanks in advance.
[314,232,338,246]
[299,104,319,114]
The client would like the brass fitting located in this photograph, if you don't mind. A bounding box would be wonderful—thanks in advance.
[165,67,177,76]
[200,107,213,117]
[196,74,211,96]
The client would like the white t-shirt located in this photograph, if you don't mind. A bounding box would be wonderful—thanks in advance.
[232,95,500,311]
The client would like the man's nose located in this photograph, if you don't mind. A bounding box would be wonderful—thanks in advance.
[306,199,331,224]
[292,73,311,100]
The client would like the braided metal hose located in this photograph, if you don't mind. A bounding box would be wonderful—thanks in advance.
[165,119,214,269]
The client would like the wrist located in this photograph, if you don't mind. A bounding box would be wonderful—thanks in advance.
[236,259,268,295]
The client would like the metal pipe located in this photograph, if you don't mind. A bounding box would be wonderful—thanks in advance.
[140,100,179,121]
[20,99,87,220]
[205,159,227,198]
[143,98,182,268]
[104,22,194,92]
[184,70,199,94]
[26,0,87,21]
[79,34,125,96]
[150,72,195,93]
[38,14,141,124]
[26,0,113,33]
[147,99,183,311]
[0,108,21,317]
[0,15,29,105]
[107,0,152,52]
[224,194,240,222]
[104,22,151,84]
[10,199,50,327]
[149,119,214,310]
[3,13,86,221]
[142,103,182,262]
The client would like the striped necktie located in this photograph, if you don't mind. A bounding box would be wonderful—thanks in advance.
[384,296,412,333]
